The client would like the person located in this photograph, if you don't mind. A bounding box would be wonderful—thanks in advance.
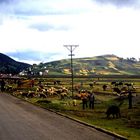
[0,79,6,92]
[30,79,35,87]
[81,90,88,110]
[17,79,22,88]
[38,81,43,89]
[89,91,95,109]
[128,90,132,109]
[103,84,107,91]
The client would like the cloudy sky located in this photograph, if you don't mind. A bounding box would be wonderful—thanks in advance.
[0,0,140,64]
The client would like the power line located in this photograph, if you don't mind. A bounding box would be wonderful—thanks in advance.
[64,45,79,97]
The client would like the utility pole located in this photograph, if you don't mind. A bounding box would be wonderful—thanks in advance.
[64,45,79,97]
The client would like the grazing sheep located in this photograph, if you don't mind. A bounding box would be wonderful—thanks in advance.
[72,99,77,106]
[74,93,82,99]
[54,80,61,85]
[46,87,57,96]
[60,92,68,99]
[27,91,35,98]
[39,93,47,98]
[21,92,28,97]
[5,85,13,91]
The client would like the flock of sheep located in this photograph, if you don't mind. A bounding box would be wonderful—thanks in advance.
[3,78,137,119]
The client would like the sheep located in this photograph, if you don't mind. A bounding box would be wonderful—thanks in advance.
[60,92,68,99]
[54,80,61,85]
[39,93,47,98]
[27,91,35,98]
[5,85,13,92]
[20,92,28,97]
[72,99,77,106]
[46,87,57,96]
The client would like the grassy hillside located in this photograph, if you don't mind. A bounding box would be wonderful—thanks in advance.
[32,54,140,75]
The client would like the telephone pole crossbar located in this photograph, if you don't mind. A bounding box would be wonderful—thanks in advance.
[64,45,79,97]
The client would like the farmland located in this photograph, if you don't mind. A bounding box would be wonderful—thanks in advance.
[4,75,140,140]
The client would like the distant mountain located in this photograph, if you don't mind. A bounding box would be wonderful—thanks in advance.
[0,53,31,75]
[31,54,140,75]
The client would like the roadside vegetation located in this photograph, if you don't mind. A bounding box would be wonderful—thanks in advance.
[4,77,140,140]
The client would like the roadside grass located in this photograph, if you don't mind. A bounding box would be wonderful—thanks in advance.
[25,94,140,140]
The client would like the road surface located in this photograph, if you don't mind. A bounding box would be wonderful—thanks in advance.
[0,93,122,140]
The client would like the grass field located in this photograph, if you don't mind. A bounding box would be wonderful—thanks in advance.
[6,76,140,140]
[28,95,140,140]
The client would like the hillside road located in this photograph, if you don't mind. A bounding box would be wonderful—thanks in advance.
[0,93,123,140]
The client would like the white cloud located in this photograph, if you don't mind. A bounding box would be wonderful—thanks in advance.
[0,0,140,64]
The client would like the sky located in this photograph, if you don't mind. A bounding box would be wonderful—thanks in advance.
[0,0,140,64]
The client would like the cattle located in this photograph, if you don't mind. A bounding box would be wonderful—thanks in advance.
[106,105,121,118]
[111,81,123,87]
[113,87,121,94]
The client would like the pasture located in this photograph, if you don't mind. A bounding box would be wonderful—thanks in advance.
[4,76,140,140]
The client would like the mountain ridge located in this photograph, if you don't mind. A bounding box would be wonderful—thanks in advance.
[0,53,31,75]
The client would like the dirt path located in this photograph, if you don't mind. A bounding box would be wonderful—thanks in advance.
[0,93,122,140]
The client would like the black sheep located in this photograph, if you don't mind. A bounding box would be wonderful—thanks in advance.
[106,105,121,118]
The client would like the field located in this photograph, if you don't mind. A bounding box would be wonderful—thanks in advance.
[5,76,140,140]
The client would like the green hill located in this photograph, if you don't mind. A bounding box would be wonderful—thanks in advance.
[31,54,140,75]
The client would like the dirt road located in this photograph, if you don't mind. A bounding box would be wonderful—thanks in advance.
[0,93,122,140]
